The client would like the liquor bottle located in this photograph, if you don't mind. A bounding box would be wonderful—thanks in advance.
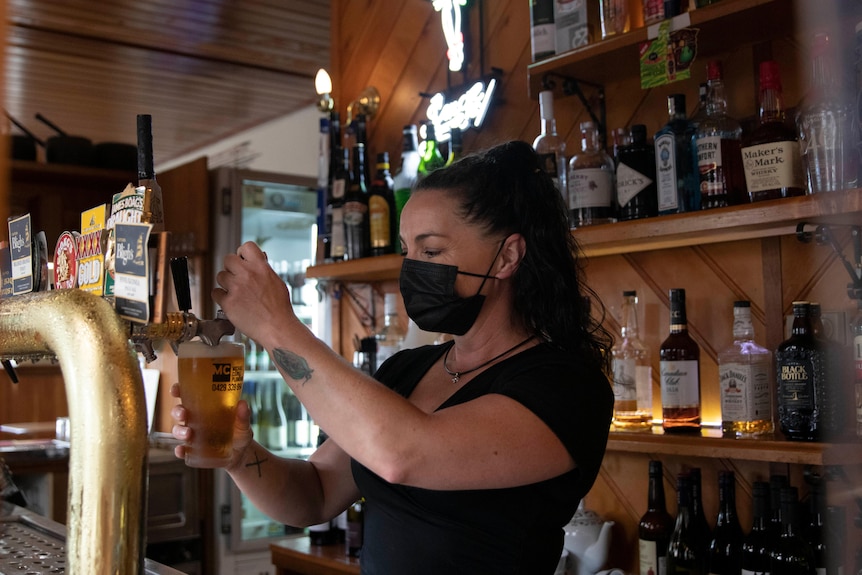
[660,288,701,432]
[446,127,463,166]
[689,83,710,133]
[369,152,396,256]
[418,122,446,177]
[258,379,287,451]
[853,305,862,438]
[344,143,370,260]
[741,60,805,202]
[316,117,331,262]
[810,302,844,439]
[667,473,705,575]
[392,125,421,252]
[694,60,746,209]
[639,460,674,575]
[655,94,698,214]
[375,292,406,370]
[530,0,556,61]
[328,146,349,261]
[136,114,164,232]
[611,290,653,429]
[308,519,335,546]
[707,470,743,575]
[797,32,858,194]
[617,124,658,221]
[717,300,774,437]
[533,90,568,204]
[568,120,616,227]
[599,0,630,39]
[741,481,772,575]
[769,487,816,574]
[346,498,365,557]
[775,301,827,441]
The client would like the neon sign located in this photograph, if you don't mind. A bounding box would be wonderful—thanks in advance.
[432,0,468,72]
[424,78,497,143]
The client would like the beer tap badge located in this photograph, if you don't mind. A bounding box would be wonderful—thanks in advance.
[8,214,33,296]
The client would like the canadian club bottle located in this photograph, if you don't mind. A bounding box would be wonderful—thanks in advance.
[639,460,674,575]
[769,487,815,574]
[660,289,702,432]
[707,470,743,575]
[741,481,771,575]
[667,473,705,575]
[775,301,827,440]
[344,144,370,260]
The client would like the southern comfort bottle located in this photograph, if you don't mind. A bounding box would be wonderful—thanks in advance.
[659,288,701,432]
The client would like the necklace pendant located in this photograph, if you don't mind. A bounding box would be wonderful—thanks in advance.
[451,373,460,384]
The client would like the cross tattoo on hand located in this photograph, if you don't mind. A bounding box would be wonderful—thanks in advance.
[245,450,269,478]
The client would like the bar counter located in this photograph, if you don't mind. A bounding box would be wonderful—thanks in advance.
[271,536,361,575]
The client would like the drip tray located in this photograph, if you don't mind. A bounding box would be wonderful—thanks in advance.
[0,515,66,573]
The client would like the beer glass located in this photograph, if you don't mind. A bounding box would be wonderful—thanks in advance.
[178,340,245,467]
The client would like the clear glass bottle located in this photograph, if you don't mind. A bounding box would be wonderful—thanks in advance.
[694,60,746,209]
[796,32,858,194]
[717,300,774,437]
[344,143,370,260]
[655,94,698,214]
[741,481,771,575]
[257,379,287,451]
[775,301,827,441]
[707,470,744,575]
[611,290,653,429]
[369,152,396,257]
[533,90,568,205]
[617,124,657,221]
[659,288,701,432]
[600,0,630,39]
[392,125,420,253]
[418,122,447,177]
[741,60,805,202]
[375,292,407,370]
[769,487,816,574]
[639,460,674,575]
[568,120,616,227]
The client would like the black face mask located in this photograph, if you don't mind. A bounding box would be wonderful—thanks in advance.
[399,242,504,335]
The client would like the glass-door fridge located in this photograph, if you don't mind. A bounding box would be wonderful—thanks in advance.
[209,167,323,575]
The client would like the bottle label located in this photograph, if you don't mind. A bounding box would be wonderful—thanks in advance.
[343,201,368,224]
[332,178,346,199]
[613,357,638,401]
[655,133,679,212]
[740,141,801,193]
[638,539,666,575]
[368,195,392,249]
[330,205,346,258]
[777,358,815,408]
[696,135,724,195]
[616,161,652,207]
[719,361,771,422]
[569,168,613,209]
[659,359,699,408]
[531,24,555,60]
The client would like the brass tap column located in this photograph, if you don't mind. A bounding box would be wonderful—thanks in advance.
[0,289,147,574]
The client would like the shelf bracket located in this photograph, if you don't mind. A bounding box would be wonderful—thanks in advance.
[541,73,606,145]
[796,222,862,305]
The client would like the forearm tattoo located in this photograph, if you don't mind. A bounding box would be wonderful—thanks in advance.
[273,348,314,384]
[245,449,269,478]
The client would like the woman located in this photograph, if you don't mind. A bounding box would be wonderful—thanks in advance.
[171,140,614,574]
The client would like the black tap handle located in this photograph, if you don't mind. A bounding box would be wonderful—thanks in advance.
[170,257,192,312]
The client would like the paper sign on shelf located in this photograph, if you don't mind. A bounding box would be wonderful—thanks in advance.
[639,19,699,89]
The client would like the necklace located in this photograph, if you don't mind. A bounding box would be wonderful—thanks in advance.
[443,336,535,384]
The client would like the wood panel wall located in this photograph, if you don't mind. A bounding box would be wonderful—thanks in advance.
[330,0,862,571]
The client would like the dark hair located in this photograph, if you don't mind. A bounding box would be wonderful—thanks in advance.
[414,140,613,372]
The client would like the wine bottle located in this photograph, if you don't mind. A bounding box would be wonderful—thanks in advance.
[343,143,370,260]
[769,487,816,574]
[346,498,365,558]
[136,114,164,232]
[418,122,446,177]
[616,124,658,221]
[741,60,805,202]
[707,470,743,575]
[776,301,827,441]
[689,467,712,570]
[767,475,789,551]
[741,481,772,575]
[805,476,827,574]
[533,90,568,204]
[667,473,705,575]
[660,288,702,432]
[392,125,421,253]
[368,152,396,256]
[655,94,698,214]
[308,519,335,545]
[258,379,287,451]
[639,460,674,575]
[568,120,616,227]
[717,300,774,437]
[612,290,653,429]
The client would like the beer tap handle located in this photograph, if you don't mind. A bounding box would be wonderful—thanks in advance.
[170,257,192,313]
[198,311,235,346]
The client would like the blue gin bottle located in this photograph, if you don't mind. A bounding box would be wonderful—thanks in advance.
[654,94,698,214]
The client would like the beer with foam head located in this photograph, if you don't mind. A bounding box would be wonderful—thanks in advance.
[178,340,245,467]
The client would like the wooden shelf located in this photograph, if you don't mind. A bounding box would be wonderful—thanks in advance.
[305,189,862,280]
[9,159,134,187]
[607,428,862,466]
[527,0,794,96]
